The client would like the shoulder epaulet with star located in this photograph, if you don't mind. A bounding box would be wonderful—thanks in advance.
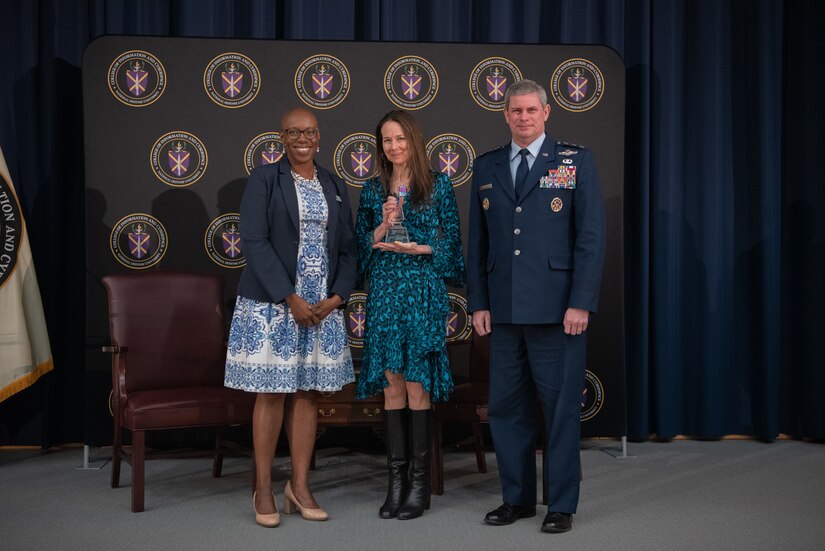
[478,144,508,158]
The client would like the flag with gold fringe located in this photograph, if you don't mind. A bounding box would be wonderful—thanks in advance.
[0,146,53,402]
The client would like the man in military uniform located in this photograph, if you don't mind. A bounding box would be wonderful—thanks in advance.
[467,79,605,533]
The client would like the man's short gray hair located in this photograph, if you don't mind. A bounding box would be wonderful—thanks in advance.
[504,79,548,110]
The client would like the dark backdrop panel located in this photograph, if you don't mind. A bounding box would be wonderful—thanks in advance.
[82,36,625,444]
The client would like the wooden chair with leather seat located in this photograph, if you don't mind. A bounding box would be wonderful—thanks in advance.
[102,271,256,512]
[431,334,490,495]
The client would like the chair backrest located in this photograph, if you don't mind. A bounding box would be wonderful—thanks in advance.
[468,333,490,383]
[102,271,226,393]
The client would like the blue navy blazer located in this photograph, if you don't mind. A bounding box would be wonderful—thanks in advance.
[467,136,606,324]
[236,158,356,305]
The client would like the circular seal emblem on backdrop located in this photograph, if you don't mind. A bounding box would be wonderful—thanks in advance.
[469,57,523,111]
[205,213,245,269]
[427,134,476,187]
[550,58,605,113]
[0,172,24,288]
[107,50,166,107]
[446,293,472,343]
[150,131,208,187]
[384,56,439,110]
[110,213,168,269]
[426,134,476,187]
[244,132,284,175]
[580,369,605,422]
[345,292,368,348]
[295,54,350,109]
[334,133,378,189]
[203,52,261,108]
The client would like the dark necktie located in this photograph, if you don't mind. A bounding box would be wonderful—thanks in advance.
[514,148,530,200]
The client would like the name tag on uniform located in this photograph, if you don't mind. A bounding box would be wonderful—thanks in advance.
[540,166,577,189]
[479,183,493,191]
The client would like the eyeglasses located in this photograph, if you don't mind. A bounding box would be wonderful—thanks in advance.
[283,127,319,140]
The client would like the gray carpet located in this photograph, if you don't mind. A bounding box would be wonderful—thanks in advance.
[2,439,824,551]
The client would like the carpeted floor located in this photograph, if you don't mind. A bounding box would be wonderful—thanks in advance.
[2,439,824,551]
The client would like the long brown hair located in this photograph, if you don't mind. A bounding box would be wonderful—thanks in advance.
[374,110,434,206]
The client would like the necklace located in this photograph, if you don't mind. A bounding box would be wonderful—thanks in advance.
[292,167,318,183]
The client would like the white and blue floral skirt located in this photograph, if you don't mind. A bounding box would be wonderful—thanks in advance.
[224,296,355,393]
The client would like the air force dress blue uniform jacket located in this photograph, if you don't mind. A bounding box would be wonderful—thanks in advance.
[467,135,606,512]
[467,136,605,322]
[236,159,356,305]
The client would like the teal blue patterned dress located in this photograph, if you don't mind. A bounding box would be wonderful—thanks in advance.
[355,172,466,402]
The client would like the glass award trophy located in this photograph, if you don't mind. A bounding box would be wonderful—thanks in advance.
[385,184,410,243]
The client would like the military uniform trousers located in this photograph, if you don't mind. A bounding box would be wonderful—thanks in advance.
[487,322,586,513]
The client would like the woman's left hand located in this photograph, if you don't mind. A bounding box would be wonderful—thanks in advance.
[310,295,343,320]
[373,241,431,255]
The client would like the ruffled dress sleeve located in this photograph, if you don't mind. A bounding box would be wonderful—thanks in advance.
[429,172,467,288]
[355,178,381,289]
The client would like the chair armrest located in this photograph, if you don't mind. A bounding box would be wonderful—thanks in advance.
[103,343,129,418]
[102,345,129,353]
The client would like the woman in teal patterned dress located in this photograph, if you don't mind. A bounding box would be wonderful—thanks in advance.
[356,110,466,520]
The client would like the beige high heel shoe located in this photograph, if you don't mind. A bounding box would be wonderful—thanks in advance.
[253,491,281,527]
[283,480,329,521]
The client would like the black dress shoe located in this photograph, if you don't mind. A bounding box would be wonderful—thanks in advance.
[484,503,537,525]
[541,511,572,533]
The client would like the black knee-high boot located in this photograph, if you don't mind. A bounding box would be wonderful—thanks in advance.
[379,408,409,519]
[397,408,431,520]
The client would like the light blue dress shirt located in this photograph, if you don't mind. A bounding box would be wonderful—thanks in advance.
[509,133,547,186]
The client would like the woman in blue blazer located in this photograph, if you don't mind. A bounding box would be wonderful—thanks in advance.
[224,107,356,527]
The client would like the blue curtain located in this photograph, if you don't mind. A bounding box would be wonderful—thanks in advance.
[1,0,822,444]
